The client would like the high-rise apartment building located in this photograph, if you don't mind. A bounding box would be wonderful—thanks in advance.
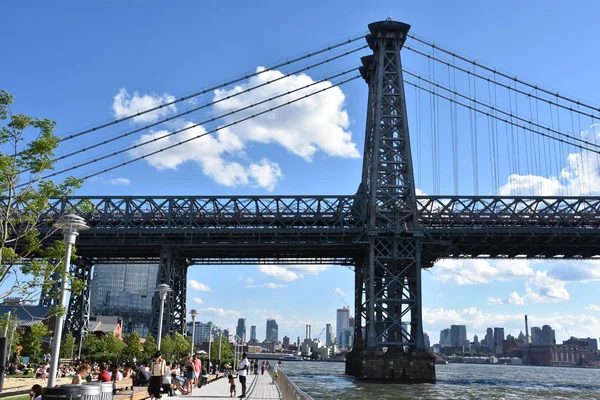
[450,325,467,347]
[236,318,246,342]
[531,325,556,345]
[494,327,505,354]
[250,325,257,343]
[325,324,334,347]
[423,332,430,348]
[439,328,451,346]
[484,328,494,352]
[336,308,350,346]
[90,263,159,337]
[186,321,213,345]
[266,319,278,342]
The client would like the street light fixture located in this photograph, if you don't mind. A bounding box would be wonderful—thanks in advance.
[189,309,199,356]
[48,214,89,388]
[156,283,171,351]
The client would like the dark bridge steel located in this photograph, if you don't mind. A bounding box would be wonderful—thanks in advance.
[43,195,600,261]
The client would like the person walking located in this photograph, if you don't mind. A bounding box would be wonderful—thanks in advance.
[148,352,166,399]
[237,352,249,398]
[272,361,281,382]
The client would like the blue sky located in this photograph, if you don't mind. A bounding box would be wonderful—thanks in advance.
[2,1,600,344]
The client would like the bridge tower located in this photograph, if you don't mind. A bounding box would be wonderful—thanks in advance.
[345,20,436,382]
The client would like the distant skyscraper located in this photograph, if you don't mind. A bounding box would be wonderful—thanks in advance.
[494,327,505,354]
[439,328,451,346]
[473,334,479,346]
[325,324,334,346]
[450,325,467,347]
[250,325,257,342]
[266,319,278,342]
[186,321,214,345]
[336,308,350,346]
[484,328,494,351]
[223,329,229,340]
[236,318,246,342]
[90,263,159,337]
[283,336,290,347]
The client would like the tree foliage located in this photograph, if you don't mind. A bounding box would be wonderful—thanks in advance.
[22,322,50,362]
[144,334,157,360]
[60,331,76,359]
[210,334,233,362]
[0,312,21,357]
[124,331,142,360]
[0,89,85,303]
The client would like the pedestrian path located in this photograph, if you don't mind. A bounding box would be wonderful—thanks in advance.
[171,373,281,400]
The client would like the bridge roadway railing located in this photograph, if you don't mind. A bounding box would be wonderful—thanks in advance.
[30,195,600,230]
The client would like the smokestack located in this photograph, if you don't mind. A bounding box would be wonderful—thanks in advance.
[308,325,312,339]
[305,325,309,339]
[525,315,530,344]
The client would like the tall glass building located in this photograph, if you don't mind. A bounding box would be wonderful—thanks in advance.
[266,319,278,342]
[236,318,246,342]
[90,263,159,337]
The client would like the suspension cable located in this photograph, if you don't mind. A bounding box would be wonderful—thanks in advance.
[402,70,600,151]
[25,71,360,185]
[57,75,361,184]
[48,33,367,144]
[405,80,600,155]
[407,33,600,115]
[52,45,367,163]
[404,45,600,120]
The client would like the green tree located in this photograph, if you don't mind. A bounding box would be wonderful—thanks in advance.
[81,333,103,358]
[0,311,21,358]
[22,322,50,362]
[172,332,190,360]
[60,332,76,359]
[102,333,125,361]
[160,335,174,360]
[0,90,84,303]
[124,331,141,360]
[144,334,157,360]
[211,335,233,362]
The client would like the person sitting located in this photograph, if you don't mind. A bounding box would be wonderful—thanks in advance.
[72,364,89,384]
[98,363,111,382]
[135,365,151,386]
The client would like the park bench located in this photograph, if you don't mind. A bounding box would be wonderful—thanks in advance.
[113,378,136,400]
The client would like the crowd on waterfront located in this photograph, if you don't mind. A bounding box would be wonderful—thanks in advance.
[16,352,281,399]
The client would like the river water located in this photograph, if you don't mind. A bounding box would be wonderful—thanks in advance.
[283,361,600,399]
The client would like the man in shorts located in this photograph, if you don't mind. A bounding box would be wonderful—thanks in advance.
[272,361,281,382]
[237,352,248,398]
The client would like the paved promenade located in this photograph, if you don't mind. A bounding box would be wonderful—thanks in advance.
[172,373,281,400]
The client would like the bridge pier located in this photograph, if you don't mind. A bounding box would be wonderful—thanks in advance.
[346,350,436,382]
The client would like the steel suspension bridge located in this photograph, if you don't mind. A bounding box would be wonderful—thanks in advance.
[7,19,600,381]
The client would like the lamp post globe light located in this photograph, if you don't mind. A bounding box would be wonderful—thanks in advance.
[156,283,171,351]
[48,214,89,388]
[189,309,199,356]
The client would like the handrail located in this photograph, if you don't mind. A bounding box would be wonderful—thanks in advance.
[274,369,313,400]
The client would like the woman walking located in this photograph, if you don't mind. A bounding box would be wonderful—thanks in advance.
[148,352,166,399]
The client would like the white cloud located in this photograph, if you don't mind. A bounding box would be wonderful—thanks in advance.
[506,292,525,305]
[200,307,240,317]
[245,283,286,289]
[287,265,329,275]
[246,278,254,284]
[498,124,600,196]
[192,297,204,304]
[128,124,282,191]
[213,67,359,161]
[188,280,211,292]
[107,177,131,185]
[584,304,600,311]
[334,288,347,296]
[257,265,300,281]
[433,259,535,285]
[119,68,358,191]
[487,297,504,305]
[113,88,177,124]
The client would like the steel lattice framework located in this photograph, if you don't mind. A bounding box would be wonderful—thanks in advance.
[12,19,600,380]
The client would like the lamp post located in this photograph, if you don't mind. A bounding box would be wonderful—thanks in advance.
[207,323,213,370]
[218,331,222,366]
[189,309,199,357]
[48,214,89,388]
[156,283,171,351]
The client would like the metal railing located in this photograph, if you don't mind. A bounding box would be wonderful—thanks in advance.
[274,369,313,400]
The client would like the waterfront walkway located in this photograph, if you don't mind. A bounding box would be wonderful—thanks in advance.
[172,373,281,400]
